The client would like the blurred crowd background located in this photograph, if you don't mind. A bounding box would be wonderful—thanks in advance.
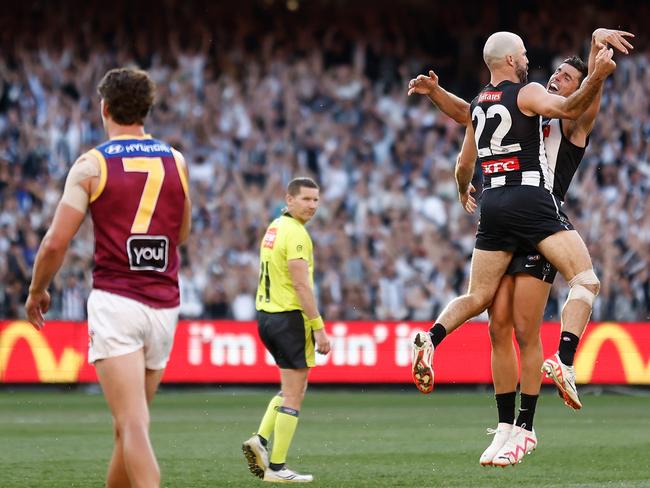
[1,0,648,322]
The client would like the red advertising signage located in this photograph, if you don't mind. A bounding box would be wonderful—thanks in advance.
[1,320,649,384]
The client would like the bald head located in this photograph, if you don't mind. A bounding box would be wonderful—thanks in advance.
[483,32,525,69]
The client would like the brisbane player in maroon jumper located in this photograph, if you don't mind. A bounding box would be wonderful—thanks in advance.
[25,68,191,488]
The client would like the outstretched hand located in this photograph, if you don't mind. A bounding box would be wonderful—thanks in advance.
[593,28,634,54]
[408,70,439,97]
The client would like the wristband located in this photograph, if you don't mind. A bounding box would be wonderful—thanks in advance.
[306,316,325,330]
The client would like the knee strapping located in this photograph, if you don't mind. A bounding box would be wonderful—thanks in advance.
[567,269,600,307]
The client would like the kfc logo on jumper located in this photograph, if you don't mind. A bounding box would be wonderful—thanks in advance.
[481,157,520,174]
[478,91,502,103]
[543,124,551,138]
[263,228,278,249]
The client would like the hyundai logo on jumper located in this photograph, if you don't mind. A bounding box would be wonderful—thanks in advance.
[105,144,124,155]
[124,142,171,153]
[127,236,169,272]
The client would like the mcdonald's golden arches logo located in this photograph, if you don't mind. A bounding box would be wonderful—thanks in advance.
[0,321,84,382]
[575,323,650,384]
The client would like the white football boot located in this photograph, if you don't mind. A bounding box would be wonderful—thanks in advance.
[542,353,582,410]
[479,422,513,466]
[242,435,269,479]
[412,331,434,393]
[263,467,313,483]
[492,425,538,467]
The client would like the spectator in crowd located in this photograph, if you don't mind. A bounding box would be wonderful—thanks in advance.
[60,272,87,321]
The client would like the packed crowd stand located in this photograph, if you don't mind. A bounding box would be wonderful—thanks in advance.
[0,1,648,321]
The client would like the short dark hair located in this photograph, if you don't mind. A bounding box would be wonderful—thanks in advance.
[287,177,319,196]
[97,68,156,125]
[562,56,588,83]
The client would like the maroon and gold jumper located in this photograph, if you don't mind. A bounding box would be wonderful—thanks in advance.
[88,135,188,308]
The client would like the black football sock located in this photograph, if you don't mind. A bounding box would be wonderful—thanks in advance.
[558,331,580,366]
[515,393,539,431]
[257,434,268,447]
[495,391,516,425]
[269,463,285,471]
[429,323,447,348]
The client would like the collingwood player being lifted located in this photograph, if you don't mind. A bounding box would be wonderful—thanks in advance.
[407,31,618,464]
[407,28,633,466]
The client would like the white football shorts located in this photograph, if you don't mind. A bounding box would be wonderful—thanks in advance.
[87,289,179,370]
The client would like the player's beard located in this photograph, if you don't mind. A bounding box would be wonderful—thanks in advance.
[515,60,528,83]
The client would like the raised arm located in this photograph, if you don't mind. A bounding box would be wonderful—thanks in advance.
[408,70,471,125]
[456,121,478,214]
[518,46,616,120]
[568,29,635,143]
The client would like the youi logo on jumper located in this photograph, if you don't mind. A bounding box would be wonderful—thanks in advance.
[127,235,169,272]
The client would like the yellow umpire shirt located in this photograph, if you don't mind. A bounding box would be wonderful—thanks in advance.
[256,213,314,313]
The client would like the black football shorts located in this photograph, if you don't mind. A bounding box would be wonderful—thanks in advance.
[475,185,574,253]
[506,249,558,283]
[257,310,314,369]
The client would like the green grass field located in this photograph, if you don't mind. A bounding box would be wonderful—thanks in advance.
[0,388,649,487]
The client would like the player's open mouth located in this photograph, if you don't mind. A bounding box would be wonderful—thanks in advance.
[548,82,559,93]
